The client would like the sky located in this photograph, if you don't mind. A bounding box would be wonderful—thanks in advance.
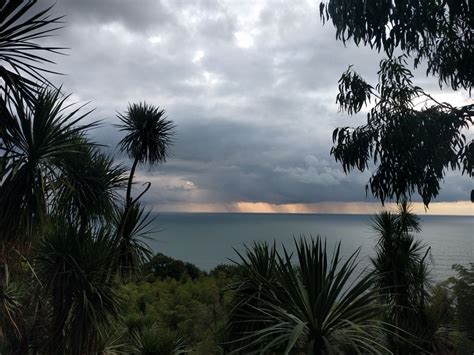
[40,0,473,215]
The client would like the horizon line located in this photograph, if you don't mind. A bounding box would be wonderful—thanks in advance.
[149,200,474,216]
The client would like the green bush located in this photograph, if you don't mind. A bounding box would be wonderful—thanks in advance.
[131,325,186,355]
[142,253,202,281]
[120,267,234,354]
[449,263,474,337]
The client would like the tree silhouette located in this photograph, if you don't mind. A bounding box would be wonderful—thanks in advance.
[320,0,473,206]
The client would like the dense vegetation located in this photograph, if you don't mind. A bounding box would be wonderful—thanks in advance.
[118,212,474,354]
[0,1,472,354]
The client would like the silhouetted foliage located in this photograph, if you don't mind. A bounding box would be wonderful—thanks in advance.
[370,202,468,353]
[117,102,175,207]
[0,88,95,241]
[0,0,64,105]
[142,253,202,281]
[449,263,474,338]
[320,0,473,206]
[320,0,473,91]
[225,238,389,354]
[113,202,154,280]
[35,223,122,354]
[52,137,127,228]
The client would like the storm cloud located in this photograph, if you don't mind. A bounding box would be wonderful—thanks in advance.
[40,0,472,210]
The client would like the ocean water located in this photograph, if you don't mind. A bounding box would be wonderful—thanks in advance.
[147,213,473,281]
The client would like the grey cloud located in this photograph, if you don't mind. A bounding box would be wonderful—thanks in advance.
[35,0,471,208]
[49,0,175,32]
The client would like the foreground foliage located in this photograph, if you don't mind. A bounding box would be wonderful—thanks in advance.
[0,1,472,354]
[225,238,389,354]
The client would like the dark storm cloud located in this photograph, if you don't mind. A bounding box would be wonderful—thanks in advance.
[50,0,176,32]
[38,0,472,208]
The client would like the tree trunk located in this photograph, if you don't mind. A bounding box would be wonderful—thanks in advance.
[125,157,139,208]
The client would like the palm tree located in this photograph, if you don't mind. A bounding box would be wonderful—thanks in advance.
[113,102,175,279]
[117,102,175,208]
[224,241,279,352]
[0,87,94,241]
[52,137,127,230]
[225,237,390,354]
[113,202,154,280]
[370,202,431,353]
[0,1,63,105]
[34,222,122,355]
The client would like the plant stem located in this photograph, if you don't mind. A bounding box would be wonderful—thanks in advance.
[126,157,139,208]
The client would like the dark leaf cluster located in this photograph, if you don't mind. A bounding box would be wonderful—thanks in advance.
[320,0,473,91]
[0,0,64,105]
[331,57,473,205]
[225,237,388,354]
[118,102,175,165]
[35,223,122,354]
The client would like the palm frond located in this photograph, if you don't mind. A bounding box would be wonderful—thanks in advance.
[117,102,175,165]
[52,137,127,227]
[130,324,188,355]
[225,236,389,354]
[0,87,95,242]
[34,223,122,355]
[113,202,154,280]
[0,1,65,105]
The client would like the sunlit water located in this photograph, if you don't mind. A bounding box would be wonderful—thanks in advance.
[147,213,473,282]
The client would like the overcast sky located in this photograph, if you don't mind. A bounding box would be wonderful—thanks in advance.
[40,0,473,213]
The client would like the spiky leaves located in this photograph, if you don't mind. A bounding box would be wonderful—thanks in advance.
[117,102,175,206]
[0,88,95,241]
[224,242,280,353]
[114,102,174,281]
[113,202,153,281]
[226,237,389,354]
[130,325,187,355]
[331,57,473,206]
[34,223,121,355]
[0,1,64,105]
[117,102,175,166]
[371,203,431,352]
[52,138,127,228]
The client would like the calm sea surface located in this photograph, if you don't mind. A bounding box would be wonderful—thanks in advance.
[147,213,473,281]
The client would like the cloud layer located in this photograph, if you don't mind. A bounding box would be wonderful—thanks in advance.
[40,0,472,211]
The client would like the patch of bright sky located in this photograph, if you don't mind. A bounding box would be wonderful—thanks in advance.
[192,50,205,63]
[227,0,265,49]
[148,35,162,44]
[184,70,222,87]
[100,22,135,44]
[234,31,254,48]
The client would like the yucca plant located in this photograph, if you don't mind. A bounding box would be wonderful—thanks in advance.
[226,236,390,354]
[117,102,175,207]
[224,241,279,352]
[52,137,127,229]
[0,280,23,351]
[130,324,187,355]
[114,102,175,279]
[0,0,64,105]
[113,202,154,280]
[34,223,121,355]
[0,87,94,241]
[94,325,131,355]
[0,273,50,354]
[371,202,432,353]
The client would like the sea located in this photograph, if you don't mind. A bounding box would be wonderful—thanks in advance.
[147,213,473,282]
